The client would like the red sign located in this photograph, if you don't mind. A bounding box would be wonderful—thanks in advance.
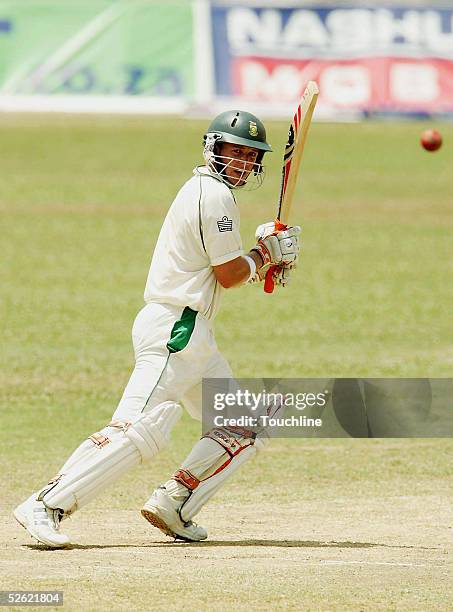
[232,56,453,112]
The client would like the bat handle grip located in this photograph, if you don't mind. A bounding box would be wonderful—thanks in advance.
[264,266,277,293]
[263,219,288,295]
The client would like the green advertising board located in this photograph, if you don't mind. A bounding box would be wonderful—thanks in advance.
[0,1,194,96]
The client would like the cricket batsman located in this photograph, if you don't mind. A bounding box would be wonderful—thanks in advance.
[14,111,300,546]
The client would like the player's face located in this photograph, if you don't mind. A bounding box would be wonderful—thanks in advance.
[217,143,260,187]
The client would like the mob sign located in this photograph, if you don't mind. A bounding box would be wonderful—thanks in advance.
[211,4,453,114]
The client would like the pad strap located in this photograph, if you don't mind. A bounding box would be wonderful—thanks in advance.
[174,469,200,490]
[203,427,256,455]
[88,433,110,447]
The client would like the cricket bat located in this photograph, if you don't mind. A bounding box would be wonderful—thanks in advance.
[264,80,319,293]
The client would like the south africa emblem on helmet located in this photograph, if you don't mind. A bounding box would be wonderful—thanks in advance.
[249,121,258,137]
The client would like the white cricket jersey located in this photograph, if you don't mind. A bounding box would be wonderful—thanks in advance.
[144,166,243,320]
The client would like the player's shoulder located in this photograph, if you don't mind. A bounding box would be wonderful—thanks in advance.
[193,166,233,198]
[192,166,234,200]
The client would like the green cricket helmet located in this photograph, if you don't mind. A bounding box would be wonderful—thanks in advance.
[205,110,272,152]
[203,110,272,189]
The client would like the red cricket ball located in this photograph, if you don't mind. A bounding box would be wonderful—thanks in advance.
[420,129,442,152]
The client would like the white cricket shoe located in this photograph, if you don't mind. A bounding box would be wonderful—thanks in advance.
[141,487,207,542]
[13,494,70,548]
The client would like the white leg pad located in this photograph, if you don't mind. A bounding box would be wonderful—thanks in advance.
[58,439,100,475]
[39,401,182,514]
[170,428,264,522]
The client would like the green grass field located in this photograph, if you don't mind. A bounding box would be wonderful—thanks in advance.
[1,115,452,610]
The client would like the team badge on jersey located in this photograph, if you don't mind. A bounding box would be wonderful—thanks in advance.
[217,216,233,232]
[249,121,258,137]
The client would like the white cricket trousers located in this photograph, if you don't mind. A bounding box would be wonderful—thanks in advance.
[112,302,232,423]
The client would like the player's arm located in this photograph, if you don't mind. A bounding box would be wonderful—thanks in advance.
[213,251,262,289]
[213,225,300,289]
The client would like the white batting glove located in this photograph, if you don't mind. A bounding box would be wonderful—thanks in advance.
[252,235,282,266]
[255,221,276,240]
[252,225,301,266]
[255,222,301,265]
[273,263,296,287]
[277,226,301,265]
[247,262,296,287]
